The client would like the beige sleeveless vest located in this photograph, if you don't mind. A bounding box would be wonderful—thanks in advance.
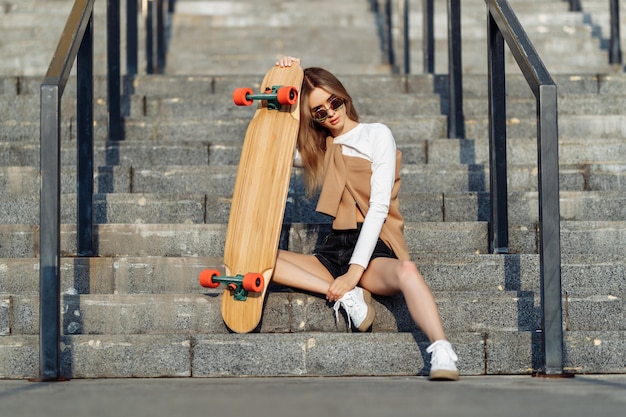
[316,139,410,261]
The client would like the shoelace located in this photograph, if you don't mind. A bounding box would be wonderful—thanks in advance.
[333,295,357,329]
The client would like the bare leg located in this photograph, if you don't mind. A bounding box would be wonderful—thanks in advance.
[359,258,446,342]
[272,250,335,295]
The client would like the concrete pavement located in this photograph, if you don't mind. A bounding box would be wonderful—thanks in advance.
[1,375,625,417]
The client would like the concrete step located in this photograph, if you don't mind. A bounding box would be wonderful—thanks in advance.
[0,125,626,168]
[0,330,623,378]
[464,114,626,140]
[165,0,388,75]
[5,112,625,144]
[462,95,625,117]
[2,254,623,295]
[7,88,624,126]
[6,73,623,99]
[0,163,606,197]
[1,190,625,225]
[1,221,625,258]
[2,163,624,198]
[4,288,622,338]
[428,137,626,166]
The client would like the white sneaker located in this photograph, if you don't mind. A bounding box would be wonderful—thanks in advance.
[426,340,459,381]
[333,287,376,332]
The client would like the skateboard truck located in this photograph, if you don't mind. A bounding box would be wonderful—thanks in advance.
[199,269,264,301]
[233,85,298,110]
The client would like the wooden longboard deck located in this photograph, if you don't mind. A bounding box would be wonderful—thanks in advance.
[221,64,303,333]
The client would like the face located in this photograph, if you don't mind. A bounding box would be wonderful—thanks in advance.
[308,87,356,137]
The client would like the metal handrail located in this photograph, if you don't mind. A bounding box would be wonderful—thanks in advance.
[486,0,564,375]
[39,0,96,381]
[39,0,173,380]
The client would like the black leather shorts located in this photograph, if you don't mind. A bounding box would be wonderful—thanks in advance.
[314,225,397,278]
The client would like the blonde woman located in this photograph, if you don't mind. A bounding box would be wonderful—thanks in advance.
[271,57,459,380]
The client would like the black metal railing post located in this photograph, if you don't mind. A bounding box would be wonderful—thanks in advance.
[566,0,582,12]
[402,0,410,74]
[536,82,562,375]
[486,0,564,376]
[609,0,622,66]
[39,83,62,381]
[39,0,96,381]
[157,0,166,73]
[447,0,465,138]
[146,0,154,73]
[127,0,138,75]
[107,0,122,140]
[77,12,95,256]
[422,0,434,73]
[487,12,509,254]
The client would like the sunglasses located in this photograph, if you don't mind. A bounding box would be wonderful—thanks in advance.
[311,96,345,123]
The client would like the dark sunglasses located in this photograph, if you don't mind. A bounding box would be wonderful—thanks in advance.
[311,96,345,123]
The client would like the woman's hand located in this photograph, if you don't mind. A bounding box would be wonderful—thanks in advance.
[326,264,365,302]
[276,56,301,67]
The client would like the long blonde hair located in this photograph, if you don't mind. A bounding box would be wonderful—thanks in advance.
[298,67,359,196]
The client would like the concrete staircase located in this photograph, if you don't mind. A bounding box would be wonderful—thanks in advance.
[0,0,625,378]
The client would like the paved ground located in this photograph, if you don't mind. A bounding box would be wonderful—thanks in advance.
[1,375,625,417]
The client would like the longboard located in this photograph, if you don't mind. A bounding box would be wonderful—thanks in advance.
[199,64,304,333]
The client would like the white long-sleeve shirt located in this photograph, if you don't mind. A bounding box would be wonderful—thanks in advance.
[331,123,397,268]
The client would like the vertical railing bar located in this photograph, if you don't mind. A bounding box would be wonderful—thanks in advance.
[422,0,434,74]
[127,0,138,75]
[385,0,395,70]
[107,0,122,140]
[157,0,166,73]
[567,0,582,12]
[146,0,154,73]
[39,84,62,381]
[403,0,410,74]
[77,11,94,256]
[487,12,509,254]
[537,84,564,374]
[609,0,622,66]
[447,0,465,138]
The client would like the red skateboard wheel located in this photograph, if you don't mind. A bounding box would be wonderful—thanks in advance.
[276,86,298,105]
[233,87,254,106]
[242,272,264,292]
[199,269,221,288]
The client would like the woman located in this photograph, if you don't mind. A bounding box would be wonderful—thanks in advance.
[272,56,459,381]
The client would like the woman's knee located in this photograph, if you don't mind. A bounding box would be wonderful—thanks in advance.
[397,260,425,286]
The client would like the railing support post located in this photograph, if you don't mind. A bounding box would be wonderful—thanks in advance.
[146,0,154,73]
[447,0,465,138]
[157,0,166,73]
[39,84,62,381]
[127,0,138,75]
[402,0,410,74]
[487,12,509,254]
[609,0,622,66]
[422,0,434,73]
[537,84,564,374]
[107,0,122,140]
[77,13,94,256]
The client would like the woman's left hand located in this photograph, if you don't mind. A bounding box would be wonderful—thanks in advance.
[276,56,301,67]
[327,264,365,302]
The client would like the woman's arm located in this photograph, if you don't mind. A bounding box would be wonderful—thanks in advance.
[326,125,397,301]
[349,125,397,268]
